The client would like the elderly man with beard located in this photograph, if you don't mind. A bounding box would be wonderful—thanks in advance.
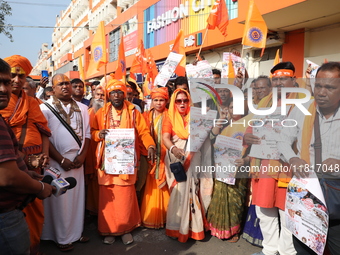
[84,85,105,216]
[91,79,155,245]
[40,73,91,252]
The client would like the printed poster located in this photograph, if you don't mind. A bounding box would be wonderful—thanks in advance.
[190,107,217,152]
[249,106,290,160]
[306,59,319,91]
[104,128,135,175]
[285,173,328,255]
[154,52,183,87]
[186,60,213,79]
[221,52,245,78]
[214,136,243,185]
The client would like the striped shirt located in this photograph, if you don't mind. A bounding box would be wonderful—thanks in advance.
[0,114,28,209]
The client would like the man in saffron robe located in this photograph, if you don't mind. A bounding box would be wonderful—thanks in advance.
[2,55,51,255]
[91,79,155,245]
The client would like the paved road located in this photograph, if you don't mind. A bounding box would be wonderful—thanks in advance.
[40,218,262,255]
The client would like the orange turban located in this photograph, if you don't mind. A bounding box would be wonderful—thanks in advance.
[106,79,127,98]
[150,87,169,100]
[126,86,133,93]
[4,55,33,75]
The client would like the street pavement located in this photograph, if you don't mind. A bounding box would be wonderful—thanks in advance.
[40,217,262,255]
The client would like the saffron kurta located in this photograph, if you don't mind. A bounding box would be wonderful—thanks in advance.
[91,101,155,236]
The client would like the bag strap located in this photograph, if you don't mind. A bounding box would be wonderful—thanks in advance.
[168,140,188,163]
[44,102,82,148]
[314,112,322,168]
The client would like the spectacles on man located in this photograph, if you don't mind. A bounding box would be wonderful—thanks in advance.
[175,99,189,104]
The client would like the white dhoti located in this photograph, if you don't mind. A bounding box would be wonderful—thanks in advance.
[41,149,85,244]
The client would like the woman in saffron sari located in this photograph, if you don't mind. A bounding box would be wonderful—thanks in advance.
[140,87,170,228]
[162,88,212,243]
[207,98,250,242]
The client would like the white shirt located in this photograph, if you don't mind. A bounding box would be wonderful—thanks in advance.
[277,100,340,177]
[40,98,91,155]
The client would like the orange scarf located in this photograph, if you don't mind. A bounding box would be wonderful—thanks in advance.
[167,89,190,140]
[144,108,168,188]
[98,100,136,180]
[1,92,29,127]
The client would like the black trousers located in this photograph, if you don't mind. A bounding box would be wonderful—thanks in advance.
[293,220,340,255]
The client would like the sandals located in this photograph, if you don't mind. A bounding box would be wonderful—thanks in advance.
[227,234,240,243]
[57,243,74,252]
[77,236,90,243]
[121,233,134,245]
[103,236,115,245]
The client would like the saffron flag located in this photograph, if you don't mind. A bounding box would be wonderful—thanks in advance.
[130,40,147,78]
[78,56,85,81]
[207,0,229,37]
[228,55,235,84]
[87,21,107,78]
[171,29,186,76]
[78,56,87,94]
[146,49,158,83]
[242,0,268,49]
[115,33,126,84]
[142,73,152,98]
[270,49,280,78]
[228,56,235,78]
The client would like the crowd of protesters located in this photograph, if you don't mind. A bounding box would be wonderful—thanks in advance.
[0,54,339,255]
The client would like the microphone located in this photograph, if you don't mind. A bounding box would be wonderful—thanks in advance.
[43,167,77,196]
[52,177,77,197]
[45,176,77,197]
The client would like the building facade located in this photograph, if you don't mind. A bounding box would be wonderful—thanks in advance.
[32,0,340,85]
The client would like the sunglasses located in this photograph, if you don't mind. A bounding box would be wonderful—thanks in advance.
[175,99,189,104]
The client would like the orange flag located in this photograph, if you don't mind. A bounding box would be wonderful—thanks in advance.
[171,29,186,76]
[228,54,235,84]
[130,40,147,77]
[78,55,85,81]
[270,49,280,77]
[207,0,229,37]
[115,33,126,84]
[78,56,87,94]
[146,49,158,84]
[87,21,107,78]
[242,0,268,49]
[142,73,152,98]
[228,55,235,78]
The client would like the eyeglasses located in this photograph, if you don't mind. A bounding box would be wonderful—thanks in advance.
[109,90,124,96]
[175,99,189,104]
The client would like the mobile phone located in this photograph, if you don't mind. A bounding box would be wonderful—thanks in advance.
[41,70,49,78]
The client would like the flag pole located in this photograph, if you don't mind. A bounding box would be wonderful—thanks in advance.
[196,27,209,61]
